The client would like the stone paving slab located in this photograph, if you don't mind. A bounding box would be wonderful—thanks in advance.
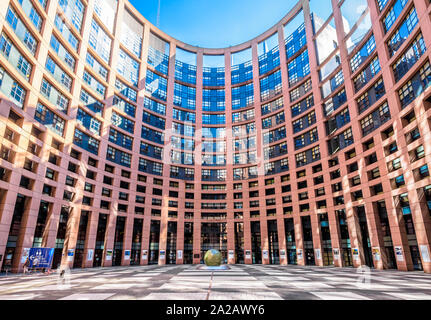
[209,292,283,300]
[309,291,372,300]
[59,293,116,300]
[383,292,431,300]
[142,292,207,300]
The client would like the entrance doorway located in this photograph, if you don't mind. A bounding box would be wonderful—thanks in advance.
[201,223,227,264]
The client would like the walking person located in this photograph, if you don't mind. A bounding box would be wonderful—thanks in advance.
[57,265,71,289]
[23,258,30,275]
[59,268,65,282]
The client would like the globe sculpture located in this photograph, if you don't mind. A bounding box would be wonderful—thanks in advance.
[204,249,222,266]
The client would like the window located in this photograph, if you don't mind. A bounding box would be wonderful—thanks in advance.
[83,70,105,97]
[50,35,75,70]
[54,14,79,51]
[395,175,405,188]
[258,44,280,75]
[287,49,310,86]
[117,49,140,86]
[94,0,117,33]
[175,59,196,84]
[350,35,375,73]
[34,103,65,136]
[9,78,27,106]
[89,19,112,63]
[415,145,425,159]
[392,158,401,171]
[232,59,253,84]
[115,78,137,102]
[260,70,282,101]
[383,0,409,33]
[45,56,72,91]
[144,97,166,116]
[398,61,431,108]
[149,38,169,72]
[6,6,38,55]
[418,165,429,179]
[0,33,33,81]
[58,0,85,31]
[232,83,254,109]
[146,70,168,101]
[203,89,225,112]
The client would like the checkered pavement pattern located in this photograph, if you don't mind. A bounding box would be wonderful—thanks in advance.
[0,264,431,300]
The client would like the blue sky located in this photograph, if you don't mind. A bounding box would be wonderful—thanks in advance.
[128,0,369,48]
[129,0,298,48]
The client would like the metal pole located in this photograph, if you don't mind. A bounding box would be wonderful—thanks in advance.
[156,0,161,27]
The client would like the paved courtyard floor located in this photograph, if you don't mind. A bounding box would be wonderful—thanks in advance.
[0,264,431,300]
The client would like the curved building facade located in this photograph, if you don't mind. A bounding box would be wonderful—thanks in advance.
[0,0,431,273]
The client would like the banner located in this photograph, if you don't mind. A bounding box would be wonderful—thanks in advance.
[315,248,321,260]
[297,249,303,260]
[21,248,30,263]
[419,245,431,263]
[262,250,269,259]
[279,249,286,259]
[177,250,183,259]
[87,249,94,261]
[124,250,131,260]
[333,248,340,260]
[142,250,148,260]
[245,250,251,259]
[395,246,404,262]
[352,248,360,261]
[106,250,113,261]
[67,249,74,262]
[228,250,234,259]
[159,250,166,260]
[28,248,54,268]
[372,247,381,261]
